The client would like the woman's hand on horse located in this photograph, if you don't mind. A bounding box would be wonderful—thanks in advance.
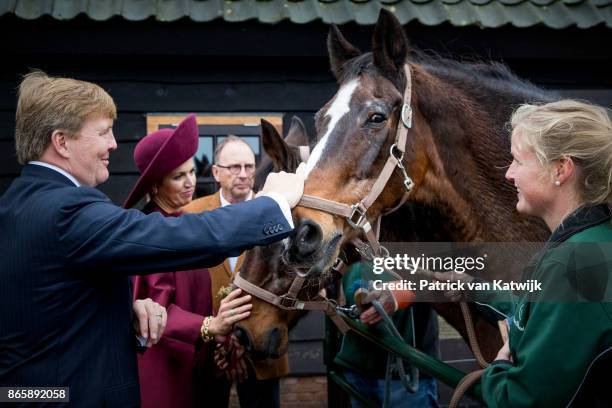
[209,288,252,336]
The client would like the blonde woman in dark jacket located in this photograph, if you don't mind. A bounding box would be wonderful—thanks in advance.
[481,100,612,407]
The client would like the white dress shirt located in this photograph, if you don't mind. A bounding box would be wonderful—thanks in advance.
[29,161,81,187]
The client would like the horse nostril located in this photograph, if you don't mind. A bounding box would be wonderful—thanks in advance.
[290,219,322,261]
[266,327,282,359]
[234,325,252,350]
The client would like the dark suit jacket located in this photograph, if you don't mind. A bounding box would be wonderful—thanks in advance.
[0,164,291,407]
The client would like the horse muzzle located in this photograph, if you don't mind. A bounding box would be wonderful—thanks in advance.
[285,221,342,277]
[287,219,323,263]
[234,324,286,360]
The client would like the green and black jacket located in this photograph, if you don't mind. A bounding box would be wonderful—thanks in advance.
[482,205,612,407]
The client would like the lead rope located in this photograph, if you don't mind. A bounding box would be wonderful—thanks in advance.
[370,217,419,405]
[372,300,419,408]
[449,304,510,408]
[447,304,488,408]
[461,302,489,368]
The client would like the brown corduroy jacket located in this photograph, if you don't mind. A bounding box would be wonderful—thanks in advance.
[182,191,290,380]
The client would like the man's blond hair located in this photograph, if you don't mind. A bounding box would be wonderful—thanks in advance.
[15,71,117,164]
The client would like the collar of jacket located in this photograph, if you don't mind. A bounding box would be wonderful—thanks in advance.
[548,204,612,245]
[22,163,76,186]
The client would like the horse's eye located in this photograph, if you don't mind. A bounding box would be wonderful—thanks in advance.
[368,113,386,124]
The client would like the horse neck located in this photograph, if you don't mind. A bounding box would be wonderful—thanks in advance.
[407,65,549,242]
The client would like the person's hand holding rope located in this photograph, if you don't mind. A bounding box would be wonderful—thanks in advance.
[354,281,415,325]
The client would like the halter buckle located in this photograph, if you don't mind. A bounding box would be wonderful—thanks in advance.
[278,295,303,310]
[348,203,367,229]
[401,104,412,128]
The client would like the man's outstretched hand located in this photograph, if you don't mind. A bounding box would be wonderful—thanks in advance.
[258,162,306,208]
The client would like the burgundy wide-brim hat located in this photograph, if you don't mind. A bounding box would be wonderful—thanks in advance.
[123,114,198,209]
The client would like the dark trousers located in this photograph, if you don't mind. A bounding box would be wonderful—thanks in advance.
[193,347,279,408]
[237,370,279,408]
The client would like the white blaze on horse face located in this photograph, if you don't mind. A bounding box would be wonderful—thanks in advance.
[304,79,359,178]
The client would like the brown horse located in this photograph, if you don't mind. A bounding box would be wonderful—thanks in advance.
[237,10,554,361]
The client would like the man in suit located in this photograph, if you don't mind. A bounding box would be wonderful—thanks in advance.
[0,71,303,407]
[184,136,288,408]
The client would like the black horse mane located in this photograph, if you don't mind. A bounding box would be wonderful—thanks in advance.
[339,50,555,105]
[339,48,553,241]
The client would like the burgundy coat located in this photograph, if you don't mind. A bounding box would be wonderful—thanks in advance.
[133,205,213,408]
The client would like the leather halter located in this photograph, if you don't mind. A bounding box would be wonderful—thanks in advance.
[233,272,350,332]
[233,65,414,332]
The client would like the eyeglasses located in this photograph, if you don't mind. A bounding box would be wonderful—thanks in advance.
[216,163,256,175]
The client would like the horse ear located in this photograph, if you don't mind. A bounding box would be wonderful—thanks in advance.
[328,25,361,81]
[260,119,300,172]
[284,116,308,147]
[372,9,409,83]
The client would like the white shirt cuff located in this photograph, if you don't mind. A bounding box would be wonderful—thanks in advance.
[262,192,294,229]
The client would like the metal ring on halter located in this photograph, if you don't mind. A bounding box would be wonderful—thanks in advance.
[389,144,404,163]
[377,245,390,258]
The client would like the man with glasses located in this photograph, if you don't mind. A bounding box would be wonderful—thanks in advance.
[184,135,286,408]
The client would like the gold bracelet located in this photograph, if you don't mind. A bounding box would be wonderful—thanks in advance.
[200,316,214,342]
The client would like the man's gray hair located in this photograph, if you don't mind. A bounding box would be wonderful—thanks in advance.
[214,135,253,164]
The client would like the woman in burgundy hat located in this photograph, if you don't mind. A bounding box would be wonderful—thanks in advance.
[125,114,252,408]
